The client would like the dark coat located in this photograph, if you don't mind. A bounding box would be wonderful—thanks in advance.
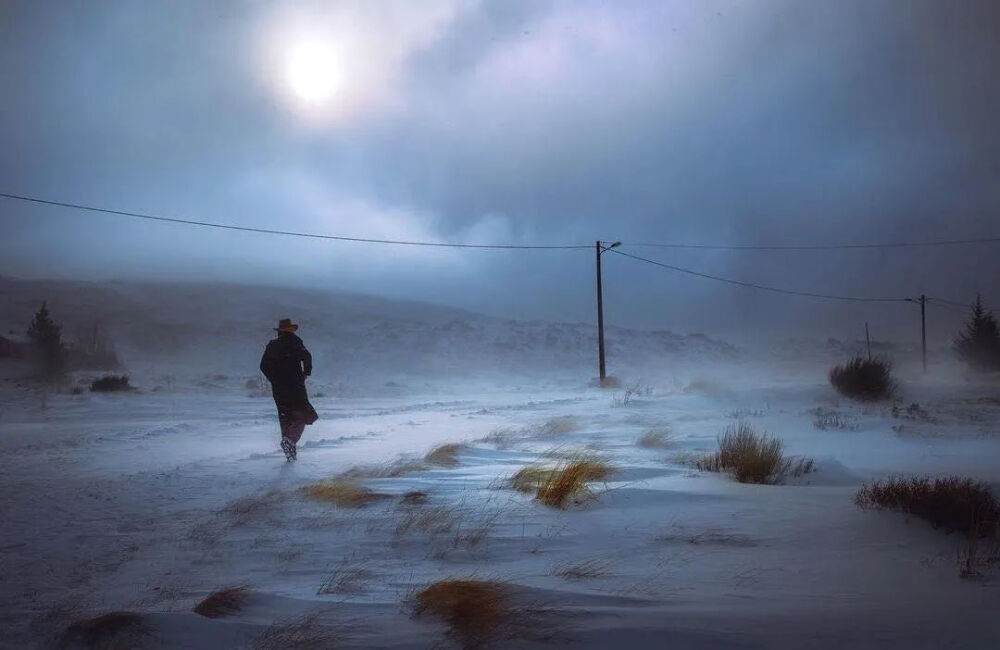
[260,332,317,426]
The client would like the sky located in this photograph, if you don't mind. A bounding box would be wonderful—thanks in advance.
[1,0,998,341]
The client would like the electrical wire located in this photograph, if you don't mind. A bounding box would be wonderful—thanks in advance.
[0,191,591,250]
[620,236,1000,251]
[607,248,911,303]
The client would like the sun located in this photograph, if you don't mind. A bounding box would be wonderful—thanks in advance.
[285,40,343,105]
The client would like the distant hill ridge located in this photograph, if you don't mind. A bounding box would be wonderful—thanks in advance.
[0,277,736,379]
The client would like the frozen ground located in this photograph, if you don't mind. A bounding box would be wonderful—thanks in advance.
[1,361,999,649]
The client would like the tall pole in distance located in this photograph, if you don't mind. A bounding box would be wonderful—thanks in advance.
[595,241,621,385]
[596,241,606,383]
[920,294,927,371]
[865,322,871,361]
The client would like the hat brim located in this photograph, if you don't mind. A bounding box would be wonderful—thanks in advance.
[274,324,299,332]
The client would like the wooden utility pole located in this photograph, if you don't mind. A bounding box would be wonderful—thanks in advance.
[595,240,621,384]
[920,294,927,371]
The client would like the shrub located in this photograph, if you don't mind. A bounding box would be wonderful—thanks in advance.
[299,480,389,508]
[855,476,999,536]
[829,356,895,401]
[954,294,1000,371]
[695,422,811,484]
[413,580,510,647]
[193,586,249,618]
[90,375,131,392]
[425,444,465,467]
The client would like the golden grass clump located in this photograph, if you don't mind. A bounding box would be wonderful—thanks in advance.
[300,479,389,508]
[425,443,465,467]
[193,586,249,619]
[513,457,613,509]
[695,421,811,484]
[59,611,151,649]
[413,579,510,647]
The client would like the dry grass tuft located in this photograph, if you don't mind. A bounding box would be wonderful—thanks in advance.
[829,355,896,401]
[224,490,284,525]
[636,428,671,448]
[413,579,510,648]
[59,611,151,649]
[300,479,390,508]
[511,466,556,494]
[513,457,613,509]
[695,421,812,484]
[425,443,465,467]
[536,417,578,438]
[193,586,249,619]
[338,459,427,480]
[478,427,519,449]
[856,476,999,535]
[251,614,351,649]
[553,559,611,580]
[317,561,371,596]
[401,490,429,505]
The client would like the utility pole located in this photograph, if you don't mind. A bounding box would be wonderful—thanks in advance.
[595,240,621,384]
[865,322,871,361]
[920,294,927,372]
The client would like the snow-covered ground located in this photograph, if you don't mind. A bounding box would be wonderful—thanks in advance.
[2,359,999,649]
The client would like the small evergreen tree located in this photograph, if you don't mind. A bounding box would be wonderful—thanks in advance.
[26,301,66,380]
[954,295,1000,371]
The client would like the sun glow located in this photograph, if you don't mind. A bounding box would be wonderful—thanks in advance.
[285,40,343,106]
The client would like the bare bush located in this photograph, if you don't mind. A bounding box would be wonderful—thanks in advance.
[829,356,895,401]
[193,586,249,619]
[612,381,651,407]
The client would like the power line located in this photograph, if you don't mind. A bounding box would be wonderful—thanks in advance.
[927,296,972,309]
[0,191,591,250]
[608,248,911,303]
[621,236,1000,251]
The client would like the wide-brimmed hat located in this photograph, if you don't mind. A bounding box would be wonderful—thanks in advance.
[274,318,299,333]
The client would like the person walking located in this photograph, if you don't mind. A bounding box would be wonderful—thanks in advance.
[260,318,318,461]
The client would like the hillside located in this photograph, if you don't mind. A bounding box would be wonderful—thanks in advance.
[0,277,736,386]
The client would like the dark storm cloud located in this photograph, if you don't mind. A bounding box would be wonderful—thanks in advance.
[1,0,998,340]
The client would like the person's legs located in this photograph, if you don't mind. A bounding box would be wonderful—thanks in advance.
[279,420,305,461]
[285,421,306,444]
